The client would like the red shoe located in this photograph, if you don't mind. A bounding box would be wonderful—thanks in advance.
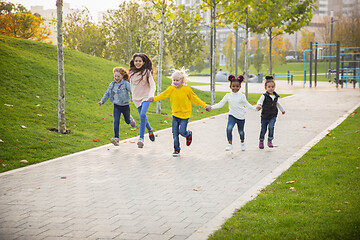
[172,150,180,157]
[186,131,192,146]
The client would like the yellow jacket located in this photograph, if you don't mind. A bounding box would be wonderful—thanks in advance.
[154,85,207,119]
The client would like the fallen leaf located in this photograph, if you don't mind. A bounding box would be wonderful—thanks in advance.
[36,104,40,107]
[210,116,215,119]
[335,210,341,212]
[129,140,135,143]
[193,188,202,191]
[324,146,328,149]
[131,128,137,131]
[201,111,204,113]
[20,160,28,164]
[92,138,99,142]
[102,118,106,120]
[109,114,113,116]
[37,114,43,117]
[2,164,6,167]
[344,201,350,204]
[356,167,360,169]
[286,180,296,184]
[0,139,3,143]
[36,96,40,98]
[355,130,359,133]
[59,135,62,137]
[34,187,40,189]
[41,139,47,141]
[73,124,76,127]
[302,126,306,128]
[60,176,67,179]
[290,187,296,191]
[4,104,13,107]
[164,120,168,123]
[21,125,27,129]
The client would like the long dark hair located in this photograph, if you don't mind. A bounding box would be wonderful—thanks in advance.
[129,53,153,83]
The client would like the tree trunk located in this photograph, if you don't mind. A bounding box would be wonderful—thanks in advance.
[269,29,272,75]
[210,0,216,105]
[156,1,166,114]
[56,0,66,133]
[244,7,249,99]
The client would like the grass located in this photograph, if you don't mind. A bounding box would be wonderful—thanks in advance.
[195,61,340,82]
[0,36,261,173]
[208,108,360,240]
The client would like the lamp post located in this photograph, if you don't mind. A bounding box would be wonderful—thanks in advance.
[328,10,334,82]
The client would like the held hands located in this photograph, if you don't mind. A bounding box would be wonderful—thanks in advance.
[256,104,262,111]
[205,105,211,112]
[97,101,103,106]
[148,97,154,102]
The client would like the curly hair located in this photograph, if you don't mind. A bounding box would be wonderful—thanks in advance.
[113,67,129,81]
[228,74,244,85]
[171,67,189,85]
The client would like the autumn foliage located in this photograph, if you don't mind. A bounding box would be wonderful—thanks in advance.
[0,2,51,42]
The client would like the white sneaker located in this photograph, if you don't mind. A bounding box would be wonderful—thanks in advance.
[241,142,246,151]
[111,138,119,146]
[137,138,144,148]
[225,144,233,151]
[130,115,136,128]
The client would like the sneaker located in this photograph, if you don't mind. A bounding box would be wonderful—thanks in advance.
[225,144,233,151]
[137,138,144,148]
[259,141,264,149]
[111,138,119,146]
[241,142,246,151]
[186,131,192,146]
[149,130,155,142]
[172,150,180,157]
[130,115,136,128]
[268,139,274,148]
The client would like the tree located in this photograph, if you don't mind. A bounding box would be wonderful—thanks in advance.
[298,28,315,53]
[0,1,51,42]
[222,32,235,72]
[253,39,264,74]
[101,1,159,65]
[250,0,317,74]
[63,8,106,57]
[56,0,66,134]
[238,41,246,73]
[166,5,205,69]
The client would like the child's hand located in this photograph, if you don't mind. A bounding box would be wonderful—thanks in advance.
[149,97,154,102]
[256,104,262,111]
[205,105,211,112]
[97,101,103,106]
[282,111,285,115]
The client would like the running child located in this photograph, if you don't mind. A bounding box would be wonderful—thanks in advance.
[98,67,136,146]
[256,75,285,149]
[129,53,156,148]
[211,74,258,151]
[149,68,211,157]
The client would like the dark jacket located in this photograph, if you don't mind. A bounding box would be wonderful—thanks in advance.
[261,91,279,120]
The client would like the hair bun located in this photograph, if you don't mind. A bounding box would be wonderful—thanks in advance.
[228,74,236,81]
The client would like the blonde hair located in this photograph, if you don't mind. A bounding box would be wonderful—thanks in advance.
[113,67,129,81]
[171,67,189,85]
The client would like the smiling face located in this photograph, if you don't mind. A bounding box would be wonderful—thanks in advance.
[265,81,275,95]
[230,81,241,93]
[134,56,145,69]
[114,72,123,83]
[172,77,183,89]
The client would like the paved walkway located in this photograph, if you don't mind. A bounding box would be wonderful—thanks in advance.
[1,80,359,240]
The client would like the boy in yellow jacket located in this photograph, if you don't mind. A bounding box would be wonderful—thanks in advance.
[149,68,211,157]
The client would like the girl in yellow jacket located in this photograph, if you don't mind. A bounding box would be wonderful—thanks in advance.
[149,68,211,157]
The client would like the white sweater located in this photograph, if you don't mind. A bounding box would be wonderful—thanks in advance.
[211,92,257,120]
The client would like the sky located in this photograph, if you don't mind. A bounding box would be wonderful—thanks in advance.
[8,0,129,22]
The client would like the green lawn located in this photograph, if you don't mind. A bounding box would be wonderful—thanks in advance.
[195,61,340,82]
[0,36,260,173]
[208,108,360,240]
